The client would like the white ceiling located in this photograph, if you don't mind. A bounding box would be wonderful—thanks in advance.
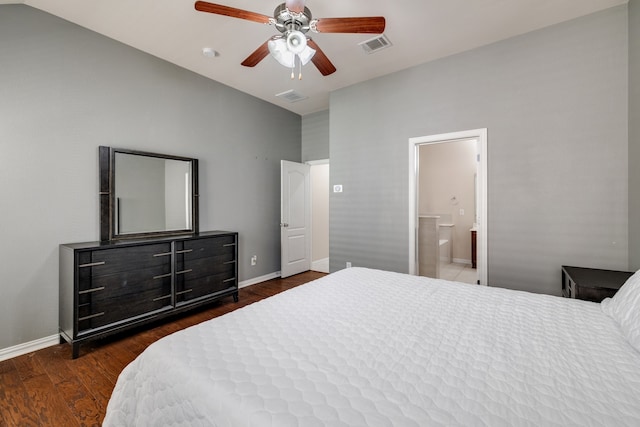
[5,0,627,116]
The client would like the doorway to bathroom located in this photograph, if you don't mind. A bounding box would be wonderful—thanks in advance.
[408,129,487,285]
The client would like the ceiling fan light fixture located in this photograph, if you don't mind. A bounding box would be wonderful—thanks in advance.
[195,0,381,77]
[298,45,315,65]
[286,30,307,54]
[269,32,315,69]
[268,38,296,68]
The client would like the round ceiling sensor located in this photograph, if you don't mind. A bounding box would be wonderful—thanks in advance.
[202,47,219,57]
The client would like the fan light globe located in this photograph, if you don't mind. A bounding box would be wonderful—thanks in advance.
[286,30,307,54]
[268,38,295,68]
[298,46,315,65]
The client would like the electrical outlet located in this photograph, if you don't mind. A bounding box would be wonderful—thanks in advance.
[459,208,465,216]
[251,255,257,266]
[346,262,352,268]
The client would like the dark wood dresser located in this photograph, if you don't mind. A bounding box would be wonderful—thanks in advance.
[59,231,238,358]
[561,265,633,303]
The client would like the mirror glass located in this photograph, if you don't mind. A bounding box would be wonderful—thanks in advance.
[115,153,192,235]
[100,147,198,240]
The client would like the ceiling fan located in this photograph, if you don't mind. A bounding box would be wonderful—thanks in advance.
[194,0,386,78]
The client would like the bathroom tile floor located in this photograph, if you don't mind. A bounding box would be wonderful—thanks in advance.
[440,262,478,284]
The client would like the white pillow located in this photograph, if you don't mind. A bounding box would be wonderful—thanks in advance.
[601,269,640,353]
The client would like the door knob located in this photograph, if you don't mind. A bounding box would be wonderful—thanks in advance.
[280,223,289,227]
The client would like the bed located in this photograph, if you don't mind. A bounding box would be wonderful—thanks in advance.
[103,267,640,426]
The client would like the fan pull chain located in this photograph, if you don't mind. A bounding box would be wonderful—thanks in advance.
[291,54,303,80]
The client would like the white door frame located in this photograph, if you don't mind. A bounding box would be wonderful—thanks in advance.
[408,128,488,285]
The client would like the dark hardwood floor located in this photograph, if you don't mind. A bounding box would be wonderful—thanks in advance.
[0,271,326,427]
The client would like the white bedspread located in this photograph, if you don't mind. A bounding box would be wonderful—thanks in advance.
[104,267,640,426]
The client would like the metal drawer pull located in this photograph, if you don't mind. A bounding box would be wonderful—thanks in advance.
[152,294,172,302]
[153,252,172,257]
[153,273,172,279]
[223,277,236,283]
[79,286,105,295]
[176,249,193,254]
[176,289,193,296]
[223,260,236,265]
[78,261,106,268]
[176,269,193,275]
[223,243,236,247]
[78,312,104,321]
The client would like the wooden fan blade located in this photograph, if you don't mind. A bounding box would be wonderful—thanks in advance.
[194,1,271,24]
[285,0,305,14]
[307,39,336,76]
[241,39,272,67]
[315,17,385,34]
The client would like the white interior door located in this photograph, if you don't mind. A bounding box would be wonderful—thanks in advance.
[281,160,311,278]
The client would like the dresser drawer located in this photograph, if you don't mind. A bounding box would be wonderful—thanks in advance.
[84,265,171,295]
[180,256,235,281]
[179,236,236,260]
[77,285,172,333]
[176,271,236,303]
[77,269,172,333]
[77,247,172,292]
[77,243,172,278]
[182,250,237,268]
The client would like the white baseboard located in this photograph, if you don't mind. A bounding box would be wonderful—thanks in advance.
[239,271,281,289]
[452,258,472,266]
[311,258,329,273]
[1,273,283,362]
[0,334,60,362]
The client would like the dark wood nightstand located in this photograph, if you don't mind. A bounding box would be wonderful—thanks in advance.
[561,265,633,302]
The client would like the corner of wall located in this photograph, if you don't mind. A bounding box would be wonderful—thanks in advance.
[301,110,330,162]
[630,0,640,270]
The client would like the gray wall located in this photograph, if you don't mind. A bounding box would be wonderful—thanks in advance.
[630,0,640,270]
[301,110,330,162]
[0,5,300,350]
[329,6,629,295]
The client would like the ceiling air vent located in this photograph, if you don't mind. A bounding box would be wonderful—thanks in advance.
[276,89,308,103]
[359,34,392,54]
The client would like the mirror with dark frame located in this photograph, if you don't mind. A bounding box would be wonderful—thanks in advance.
[99,146,199,241]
